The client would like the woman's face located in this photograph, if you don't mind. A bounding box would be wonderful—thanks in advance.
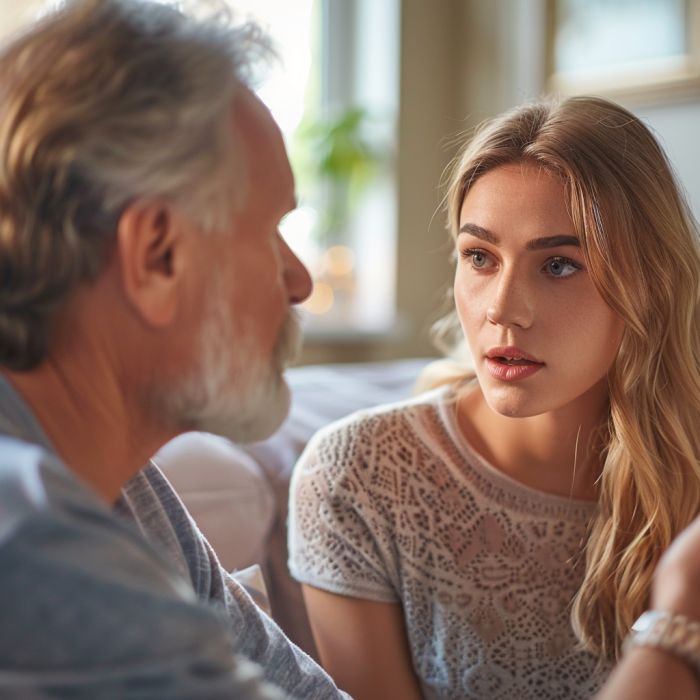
[455,163,624,418]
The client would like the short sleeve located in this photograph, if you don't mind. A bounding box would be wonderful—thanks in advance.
[288,415,400,603]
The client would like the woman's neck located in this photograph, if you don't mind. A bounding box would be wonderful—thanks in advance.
[456,377,609,501]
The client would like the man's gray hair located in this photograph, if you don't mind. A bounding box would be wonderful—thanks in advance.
[0,0,272,370]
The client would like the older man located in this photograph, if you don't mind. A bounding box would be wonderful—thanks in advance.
[0,0,348,698]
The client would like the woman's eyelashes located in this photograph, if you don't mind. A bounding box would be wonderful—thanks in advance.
[460,248,585,279]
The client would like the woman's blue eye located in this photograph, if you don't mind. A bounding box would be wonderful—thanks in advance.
[462,248,491,269]
[546,257,580,277]
[472,252,487,268]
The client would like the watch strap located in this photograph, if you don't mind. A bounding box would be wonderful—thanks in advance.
[624,610,700,673]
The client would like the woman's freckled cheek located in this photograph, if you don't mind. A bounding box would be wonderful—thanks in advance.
[455,280,489,332]
[543,292,616,373]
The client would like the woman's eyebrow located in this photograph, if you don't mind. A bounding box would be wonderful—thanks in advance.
[458,223,498,243]
[457,225,579,252]
[525,235,580,251]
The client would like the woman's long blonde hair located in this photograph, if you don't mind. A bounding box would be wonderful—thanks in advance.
[440,96,700,659]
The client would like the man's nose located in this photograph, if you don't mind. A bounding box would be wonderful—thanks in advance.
[278,233,313,305]
[486,269,534,329]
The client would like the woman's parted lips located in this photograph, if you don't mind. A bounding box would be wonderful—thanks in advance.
[486,346,544,364]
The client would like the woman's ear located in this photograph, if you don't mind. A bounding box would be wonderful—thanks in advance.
[116,200,183,327]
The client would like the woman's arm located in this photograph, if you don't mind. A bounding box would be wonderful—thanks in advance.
[596,515,700,700]
[302,585,424,700]
[596,647,698,700]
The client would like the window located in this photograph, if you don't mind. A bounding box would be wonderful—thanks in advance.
[546,0,700,103]
[243,0,401,336]
[555,0,686,74]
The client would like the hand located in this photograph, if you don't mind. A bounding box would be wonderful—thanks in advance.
[652,514,700,622]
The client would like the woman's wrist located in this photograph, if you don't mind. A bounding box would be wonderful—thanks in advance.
[624,609,700,688]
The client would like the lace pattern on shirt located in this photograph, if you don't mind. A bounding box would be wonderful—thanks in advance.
[289,385,611,700]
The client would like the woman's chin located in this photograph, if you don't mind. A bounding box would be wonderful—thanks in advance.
[480,381,553,419]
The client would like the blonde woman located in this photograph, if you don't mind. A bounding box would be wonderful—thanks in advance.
[288,96,700,700]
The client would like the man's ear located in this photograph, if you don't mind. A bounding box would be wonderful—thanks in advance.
[117,200,183,327]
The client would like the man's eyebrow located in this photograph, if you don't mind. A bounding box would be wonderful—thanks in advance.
[525,235,580,251]
[458,223,499,244]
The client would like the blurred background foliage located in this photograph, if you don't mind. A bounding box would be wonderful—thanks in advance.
[291,107,385,239]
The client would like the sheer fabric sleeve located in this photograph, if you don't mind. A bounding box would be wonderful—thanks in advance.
[288,414,400,603]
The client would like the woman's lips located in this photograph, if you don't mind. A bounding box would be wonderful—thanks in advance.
[485,346,544,382]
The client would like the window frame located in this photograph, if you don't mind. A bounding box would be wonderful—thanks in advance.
[545,0,700,104]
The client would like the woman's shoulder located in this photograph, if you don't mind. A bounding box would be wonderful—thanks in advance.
[309,383,456,450]
[290,382,468,495]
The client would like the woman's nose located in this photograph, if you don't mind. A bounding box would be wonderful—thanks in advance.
[486,270,534,329]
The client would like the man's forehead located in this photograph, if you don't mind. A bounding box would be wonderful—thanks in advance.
[233,89,291,176]
[229,88,295,216]
[233,89,284,155]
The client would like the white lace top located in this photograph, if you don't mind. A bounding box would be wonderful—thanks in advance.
[288,383,611,700]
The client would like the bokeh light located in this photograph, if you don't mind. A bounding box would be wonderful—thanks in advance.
[323,245,356,277]
[303,282,334,315]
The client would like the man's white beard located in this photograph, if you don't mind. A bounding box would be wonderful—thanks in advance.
[159,289,302,444]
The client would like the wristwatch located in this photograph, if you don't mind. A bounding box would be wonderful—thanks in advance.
[625,609,700,672]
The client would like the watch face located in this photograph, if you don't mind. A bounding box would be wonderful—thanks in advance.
[632,610,657,633]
